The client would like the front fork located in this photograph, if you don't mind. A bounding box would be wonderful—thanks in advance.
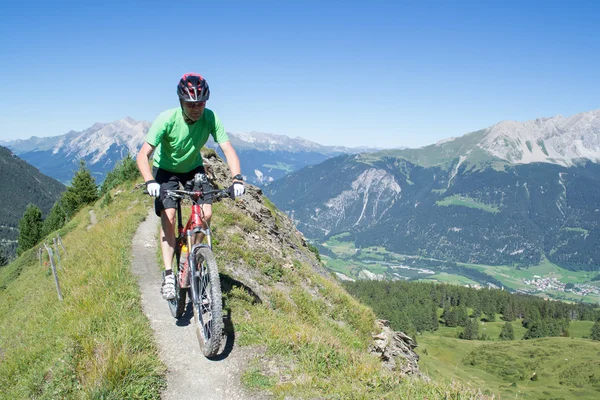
[186,227,212,305]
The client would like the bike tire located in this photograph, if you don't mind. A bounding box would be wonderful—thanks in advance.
[167,249,187,319]
[191,246,223,357]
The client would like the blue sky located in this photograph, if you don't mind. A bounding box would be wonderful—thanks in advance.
[0,0,599,148]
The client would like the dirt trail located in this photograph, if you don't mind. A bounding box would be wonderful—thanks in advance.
[131,209,261,400]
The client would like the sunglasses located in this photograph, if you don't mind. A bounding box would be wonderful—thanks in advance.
[183,101,206,109]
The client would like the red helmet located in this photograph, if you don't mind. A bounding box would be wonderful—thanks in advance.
[177,73,210,102]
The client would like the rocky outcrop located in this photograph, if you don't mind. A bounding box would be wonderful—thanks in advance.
[369,320,427,380]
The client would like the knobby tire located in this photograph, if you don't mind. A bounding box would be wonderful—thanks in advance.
[192,246,223,357]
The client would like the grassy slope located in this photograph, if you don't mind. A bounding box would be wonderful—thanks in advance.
[0,179,490,399]
[208,196,491,399]
[418,334,600,400]
[0,182,164,399]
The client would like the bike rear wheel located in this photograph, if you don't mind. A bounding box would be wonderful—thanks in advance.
[191,246,223,357]
[167,248,187,319]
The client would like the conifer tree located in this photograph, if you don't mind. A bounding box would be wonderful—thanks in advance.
[42,200,67,236]
[456,304,469,327]
[499,322,515,340]
[62,160,98,217]
[100,153,140,194]
[502,300,517,321]
[0,247,8,266]
[430,304,440,331]
[16,204,43,255]
[590,320,600,341]
[523,320,548,339]
[460,318,479,340]
[443,306,458,327]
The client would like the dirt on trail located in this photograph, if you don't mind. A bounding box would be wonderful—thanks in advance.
[131,209,266,400]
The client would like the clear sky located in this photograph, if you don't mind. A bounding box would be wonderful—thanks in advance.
[1,0,599,148]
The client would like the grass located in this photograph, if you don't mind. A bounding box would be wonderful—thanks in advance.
[224,262,490,399]
[0,174,495,399]
[420,272,480,286]
[262,162,294,173]
[418,334,600,399]
[319,234,599,304]
[462,257,599,303]
[208,187,490,398]
[0,181,165,399]
[436,195,500,214]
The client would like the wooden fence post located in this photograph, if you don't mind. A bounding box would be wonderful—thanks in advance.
[53,237,61,269]
[57,234,67,256]
[44,244,63,301]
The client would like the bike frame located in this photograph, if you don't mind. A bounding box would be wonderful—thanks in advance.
[176,198,212,252]
[170,187,227,312]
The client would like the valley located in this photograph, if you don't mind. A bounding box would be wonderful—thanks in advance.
[318,233,600,304]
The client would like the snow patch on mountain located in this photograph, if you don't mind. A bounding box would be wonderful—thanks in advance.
[479,110,600,166]
[54,118,150,163]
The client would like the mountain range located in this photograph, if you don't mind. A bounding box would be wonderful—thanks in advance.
[265,109,600,271]
[6,118,377,185]
[4,108,600,272]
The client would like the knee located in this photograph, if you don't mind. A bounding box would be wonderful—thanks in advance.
[161,209,176,228]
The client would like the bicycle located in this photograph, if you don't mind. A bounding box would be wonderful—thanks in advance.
[155,173,234,357]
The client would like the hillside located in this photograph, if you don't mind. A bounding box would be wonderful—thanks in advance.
[0,146,65,257]
[0,153,488,399]
[266,141,600,272]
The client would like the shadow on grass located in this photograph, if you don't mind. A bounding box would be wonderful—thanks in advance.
[206,275,263,361]
[173,275,261,360]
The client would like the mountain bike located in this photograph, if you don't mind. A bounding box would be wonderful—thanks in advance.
[158,173,233,357]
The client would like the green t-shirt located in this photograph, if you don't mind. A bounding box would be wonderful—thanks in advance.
[145,107,229,173]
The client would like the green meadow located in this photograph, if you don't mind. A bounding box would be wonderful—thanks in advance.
[418,333,600,399]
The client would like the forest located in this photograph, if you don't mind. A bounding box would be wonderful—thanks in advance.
[343,280,600,341]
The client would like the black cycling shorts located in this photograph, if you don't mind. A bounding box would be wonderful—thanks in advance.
[152,166,213,217]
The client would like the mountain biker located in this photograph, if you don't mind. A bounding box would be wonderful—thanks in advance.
[136,73,244,300]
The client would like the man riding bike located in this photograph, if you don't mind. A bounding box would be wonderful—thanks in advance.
[136,73,244,300]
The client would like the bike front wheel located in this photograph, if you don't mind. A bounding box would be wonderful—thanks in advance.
[191,246,223,357]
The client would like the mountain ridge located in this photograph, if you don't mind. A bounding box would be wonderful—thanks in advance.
[379,109,600,168]
[6,117,377,185]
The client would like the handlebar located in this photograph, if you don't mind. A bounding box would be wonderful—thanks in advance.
[143,187,235,201]
[165,188,233,202]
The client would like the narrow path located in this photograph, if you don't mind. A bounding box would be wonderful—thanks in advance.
[131,208,259,400]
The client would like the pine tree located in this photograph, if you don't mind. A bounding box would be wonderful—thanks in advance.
[62,160,98,218]
[443,306,458,327]
[456,304,469,327]
[590,320,600,341]
[460,318,479,340]
[430,304,439,331]
[0,247,8,266]
[499,322,515,341]
[42,200,67,236]
[502,300,517,321]
[100,153,140,194]
[523,320,548,340]
[16,204,43,255]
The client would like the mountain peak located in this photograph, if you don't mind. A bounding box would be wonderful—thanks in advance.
[481,109,600,165]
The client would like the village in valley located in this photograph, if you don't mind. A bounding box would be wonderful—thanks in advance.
[521,275,600,298]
